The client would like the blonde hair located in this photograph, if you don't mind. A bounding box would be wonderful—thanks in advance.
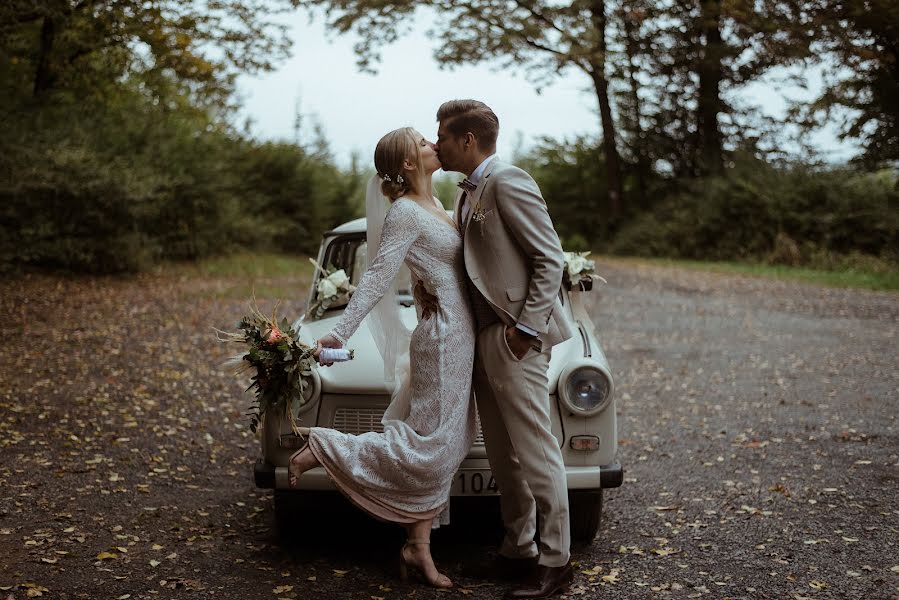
[374,127,427,200]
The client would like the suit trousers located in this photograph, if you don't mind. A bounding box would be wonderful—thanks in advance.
[473,322,571,567]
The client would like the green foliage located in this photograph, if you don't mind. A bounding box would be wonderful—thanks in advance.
[433,173,462,208]
[517,136,610,250]
[0,0,367,274]
[0,88,363,273]
[217,305,317,433]
[788,0,899,167]
[607,156,899,266]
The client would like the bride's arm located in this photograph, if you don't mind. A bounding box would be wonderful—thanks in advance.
[328,200,420,344]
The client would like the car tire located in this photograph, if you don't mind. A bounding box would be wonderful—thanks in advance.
[569,489,603,543]
[273,490,303,541]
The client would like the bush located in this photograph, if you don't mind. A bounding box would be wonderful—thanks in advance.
[0,89,362,273]
[608,156,899,266]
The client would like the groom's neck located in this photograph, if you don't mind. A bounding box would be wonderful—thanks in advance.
[465,151,491,177]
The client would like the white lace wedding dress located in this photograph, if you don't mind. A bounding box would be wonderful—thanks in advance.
[307,197,478,523]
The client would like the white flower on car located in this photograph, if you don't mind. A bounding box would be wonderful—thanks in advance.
[307,260,357,319]
[317,278,338,299]
[325,269,349,290]
[565,254,590,277]
[563,251,605,290]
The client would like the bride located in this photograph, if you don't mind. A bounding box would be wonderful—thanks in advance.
[286,127,477,589]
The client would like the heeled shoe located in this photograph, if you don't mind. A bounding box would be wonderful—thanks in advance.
[287,443,310,489]
[399,539,453,589]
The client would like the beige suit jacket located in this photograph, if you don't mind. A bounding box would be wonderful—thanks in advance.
[455,160,575,349]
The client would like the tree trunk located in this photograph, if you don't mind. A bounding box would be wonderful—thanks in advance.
[697,0,724,175]
[588,0,623,220]
[621,10,649,205]
[33,16,57,97]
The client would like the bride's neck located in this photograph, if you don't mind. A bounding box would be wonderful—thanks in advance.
[403,174,433,200]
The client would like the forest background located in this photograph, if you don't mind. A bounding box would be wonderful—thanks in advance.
[1,0,896,281]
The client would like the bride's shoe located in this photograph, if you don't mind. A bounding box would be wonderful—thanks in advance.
[399,539,453,589]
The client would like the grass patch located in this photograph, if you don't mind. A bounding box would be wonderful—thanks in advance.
[160,252,316,300]
[160,252,315,279]
[616,257,899,291]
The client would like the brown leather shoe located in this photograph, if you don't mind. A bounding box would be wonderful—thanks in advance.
[503,562,574,599]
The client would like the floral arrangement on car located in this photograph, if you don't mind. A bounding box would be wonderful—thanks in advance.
[562,251,605,291]
[216,302,316,434]
[306,259,356,319]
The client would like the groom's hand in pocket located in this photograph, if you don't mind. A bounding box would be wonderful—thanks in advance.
[314,334,342,367]
[505,326,534,360]
[413,280,439,320]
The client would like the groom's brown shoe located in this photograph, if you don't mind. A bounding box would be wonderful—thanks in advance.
[503,562,573,599]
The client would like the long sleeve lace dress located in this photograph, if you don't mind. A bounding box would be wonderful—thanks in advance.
[306,198,477,523]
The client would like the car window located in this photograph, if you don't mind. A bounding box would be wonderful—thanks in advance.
[314,235,412,315]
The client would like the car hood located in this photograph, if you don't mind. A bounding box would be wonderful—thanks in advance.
[293,309,416,395]
[294,308,581,395]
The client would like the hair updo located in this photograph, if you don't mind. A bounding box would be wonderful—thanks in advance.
[374,127,422,200]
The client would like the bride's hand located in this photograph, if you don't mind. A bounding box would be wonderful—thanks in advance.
[314,334,343,367]
[413,280,439,319]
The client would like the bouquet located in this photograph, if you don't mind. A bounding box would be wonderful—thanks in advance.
[562,251,606,291]
[306,259,355,319]
[216,302,317,434]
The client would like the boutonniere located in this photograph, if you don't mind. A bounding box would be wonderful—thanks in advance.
[471,201,487,223]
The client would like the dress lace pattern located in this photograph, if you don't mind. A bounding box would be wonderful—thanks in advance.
[307,198,477,522]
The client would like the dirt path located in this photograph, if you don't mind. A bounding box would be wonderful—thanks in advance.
[0,261,896,599]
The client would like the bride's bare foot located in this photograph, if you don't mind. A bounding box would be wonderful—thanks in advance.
[287,446,317,488]
[400,541,452,588]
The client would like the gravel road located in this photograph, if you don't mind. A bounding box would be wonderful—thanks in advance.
[0,259,896,599]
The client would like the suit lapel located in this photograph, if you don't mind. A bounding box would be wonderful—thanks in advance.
[463,159,500,234]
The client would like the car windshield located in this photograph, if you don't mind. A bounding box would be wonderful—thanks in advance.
[311,234,412,316]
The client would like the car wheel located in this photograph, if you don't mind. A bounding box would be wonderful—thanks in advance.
[273,490,303,541]
[569,489,603,543]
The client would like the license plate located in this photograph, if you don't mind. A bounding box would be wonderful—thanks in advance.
[452,469,499,496]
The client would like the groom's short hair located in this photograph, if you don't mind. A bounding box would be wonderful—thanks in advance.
[437,100,499,152]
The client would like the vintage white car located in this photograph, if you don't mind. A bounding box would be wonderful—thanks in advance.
[253,216,623,541]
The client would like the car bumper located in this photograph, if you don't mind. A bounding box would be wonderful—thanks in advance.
[254,458,623,492]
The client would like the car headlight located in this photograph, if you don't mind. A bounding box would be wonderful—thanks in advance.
[560,365,612,416]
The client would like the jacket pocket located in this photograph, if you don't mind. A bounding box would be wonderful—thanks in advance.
[506,285,527,302]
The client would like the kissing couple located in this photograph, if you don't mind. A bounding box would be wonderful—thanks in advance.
[289,99,576,599]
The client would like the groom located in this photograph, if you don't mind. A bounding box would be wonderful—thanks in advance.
[423,99,575,599]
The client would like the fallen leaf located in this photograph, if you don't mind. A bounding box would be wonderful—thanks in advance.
[96,552,118,561]
[272,585,293,594]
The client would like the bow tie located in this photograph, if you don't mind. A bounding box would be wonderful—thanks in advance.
[458,178,477,192]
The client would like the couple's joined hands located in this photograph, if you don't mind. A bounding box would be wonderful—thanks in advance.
[413,280,533,360]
